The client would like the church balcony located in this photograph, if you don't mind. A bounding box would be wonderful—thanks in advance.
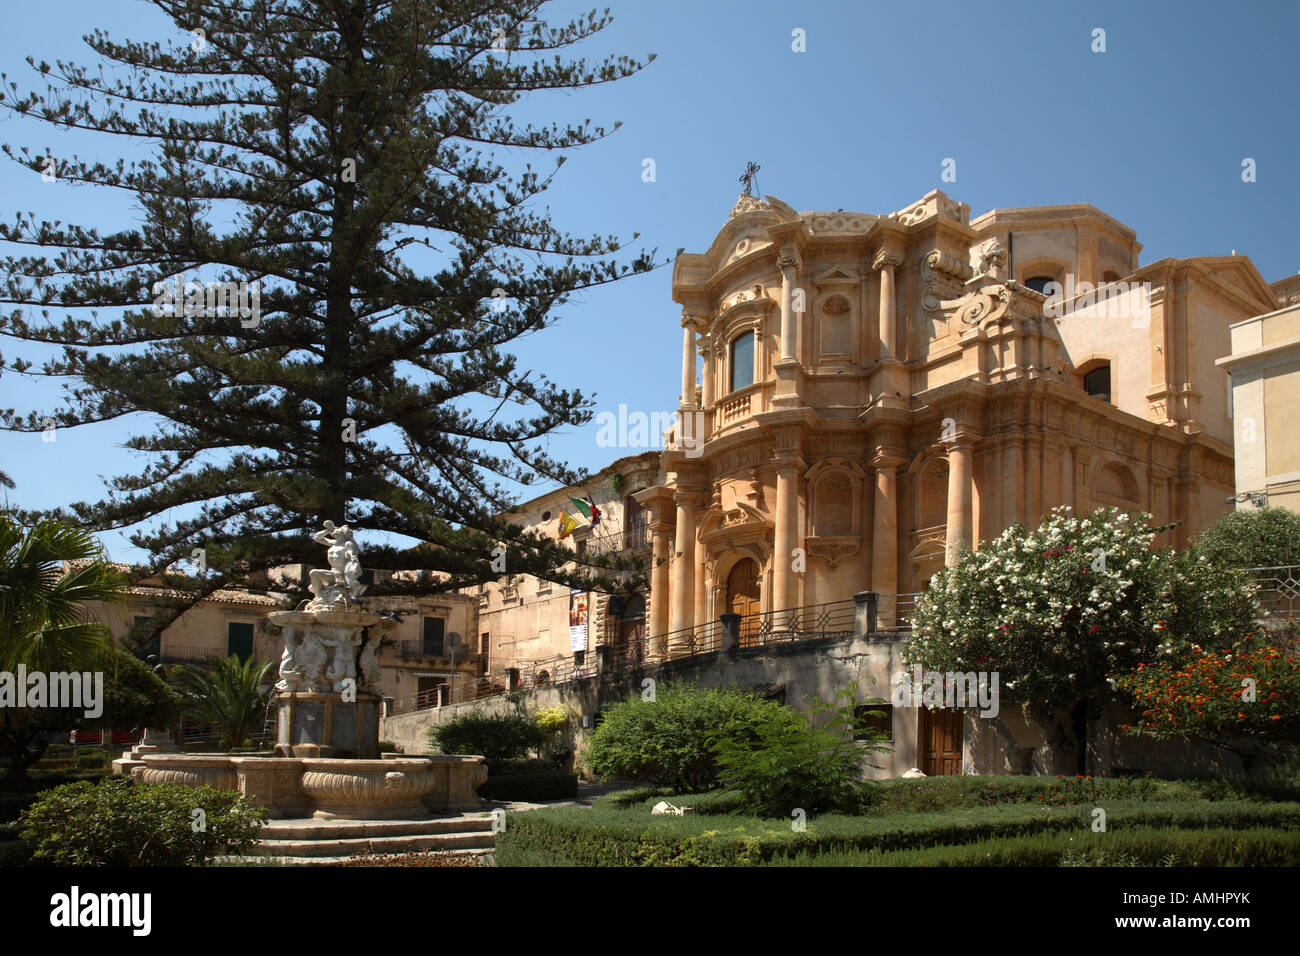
[711,382,764,437]
[911,525,947,555]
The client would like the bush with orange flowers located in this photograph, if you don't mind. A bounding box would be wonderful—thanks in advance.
[1111,636,1300,769]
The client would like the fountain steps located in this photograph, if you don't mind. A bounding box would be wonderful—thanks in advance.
[235,848,494,866]
[233,814,497,864]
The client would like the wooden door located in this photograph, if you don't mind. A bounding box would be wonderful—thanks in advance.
[727,559,761,646]
[920,707,964,776]
[618,594,646,665]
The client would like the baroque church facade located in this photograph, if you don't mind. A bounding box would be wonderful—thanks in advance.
[629,188,1277,651]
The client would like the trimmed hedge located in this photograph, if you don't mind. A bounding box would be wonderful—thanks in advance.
[479,771,578,802]
[495,799,1300,867]
[766,827,1300,867]
[590,774,1300,817]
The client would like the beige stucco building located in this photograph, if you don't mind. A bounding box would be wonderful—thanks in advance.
[84,564,481,719]
[1217,293,1300,513]
[472,453,663,678]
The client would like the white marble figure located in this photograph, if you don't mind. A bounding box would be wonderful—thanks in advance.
[276,624,303,692]
[307,520,365,609]
[358,640,383,695]
[296,633,329,692]
[326,631,358,692]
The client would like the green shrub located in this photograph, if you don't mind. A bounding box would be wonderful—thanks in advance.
[582,684,774,793]
[479,771,578,802]
[1191,506,1300,570]
[852,774,1163,813]
[74,748,111,769]
[713,687,888,816]
[378,740,400,754]
[493,758,556,775]
[19,776,266,866]
[534,706,572,736]
[427,710,545,771]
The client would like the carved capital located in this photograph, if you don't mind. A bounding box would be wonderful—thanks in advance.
[777,253,799,272]
[873,248,903,271]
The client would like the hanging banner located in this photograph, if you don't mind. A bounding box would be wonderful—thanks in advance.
[569,589,589,651]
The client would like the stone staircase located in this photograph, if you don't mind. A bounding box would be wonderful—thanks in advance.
[228,814,497,866]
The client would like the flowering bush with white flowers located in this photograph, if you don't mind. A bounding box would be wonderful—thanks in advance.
[906,507,1259,713]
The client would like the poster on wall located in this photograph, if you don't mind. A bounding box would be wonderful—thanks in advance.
[569,589,589,651]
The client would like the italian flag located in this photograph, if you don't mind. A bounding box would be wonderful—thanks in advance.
[569,495,601,528]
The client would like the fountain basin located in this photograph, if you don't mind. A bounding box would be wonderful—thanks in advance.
[130,753,486,819]
[135,754,240,792]
[301,759,437,819]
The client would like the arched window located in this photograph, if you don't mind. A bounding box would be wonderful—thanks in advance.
[1024,276,1057,294]
[1102,270,1122,284]
[1083,364,1111,402]
[729,331,754,393]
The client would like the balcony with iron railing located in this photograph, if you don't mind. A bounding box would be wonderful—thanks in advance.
[389,640,477,662]
[159,645,226,664]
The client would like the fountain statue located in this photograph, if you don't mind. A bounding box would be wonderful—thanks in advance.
[268,521,385,756]
[124,522,488,819]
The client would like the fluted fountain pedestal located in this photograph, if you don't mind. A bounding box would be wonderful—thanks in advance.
[274,691,381,759]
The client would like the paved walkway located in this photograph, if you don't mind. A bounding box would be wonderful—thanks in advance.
[482,779,642,813]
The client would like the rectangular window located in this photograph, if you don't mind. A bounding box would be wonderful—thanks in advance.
[854,703,894,742]
[625,497,649,550]
[730,331,755,392]
[227,621,254,661]
[480,633,490,670]
[133,616,160,661]
[422,617,446,656]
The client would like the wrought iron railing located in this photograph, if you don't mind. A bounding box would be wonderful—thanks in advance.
[1246,566,1300,621]
[737,599,856,648]
[873,593,921,632]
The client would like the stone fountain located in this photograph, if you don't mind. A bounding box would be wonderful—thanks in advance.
[129,522,486,818]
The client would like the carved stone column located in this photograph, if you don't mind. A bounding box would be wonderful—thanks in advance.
[637,489,675,660]
[874,249,903,360]
[871,451,904,626]
[778,254,798,361]
[669,490,700,652]
[680,320,697,408]
[772,458,804,615]
[700,336,714,409]
[693,535,710,631]
[945,440,974,566]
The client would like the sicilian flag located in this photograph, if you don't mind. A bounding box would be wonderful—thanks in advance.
[569,495,601,528]
[557,510,583,539]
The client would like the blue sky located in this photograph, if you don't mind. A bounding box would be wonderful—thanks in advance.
[1,0,1297,562]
